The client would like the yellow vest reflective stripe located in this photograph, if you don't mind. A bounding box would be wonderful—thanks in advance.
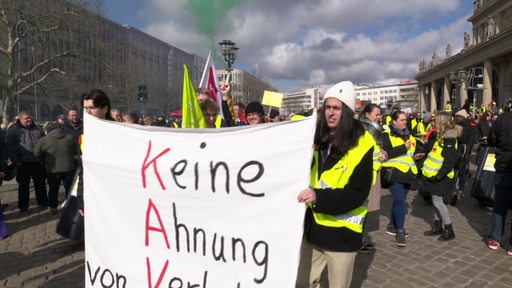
[381,130,418,174]
[309,131,375,233]
[372,144,382,185]
[422,139,456,179]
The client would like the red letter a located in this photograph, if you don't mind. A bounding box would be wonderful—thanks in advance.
[145,199,170,249]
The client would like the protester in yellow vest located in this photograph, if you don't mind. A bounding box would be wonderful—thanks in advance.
[445,101,452,112]
[421,112,462,241]
[358,103,388,253]
[382,110,425,247]
[415,113,431,137]
[200,99,222,128]
[296,81,375,288]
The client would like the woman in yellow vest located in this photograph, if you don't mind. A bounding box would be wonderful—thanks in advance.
[358,103,388,253]
[296,81,375,288]
[382,110,425,247]
[421,112,462,241]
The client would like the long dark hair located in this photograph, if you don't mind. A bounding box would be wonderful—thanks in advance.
[81,89,114,121]
[314,104,365,158]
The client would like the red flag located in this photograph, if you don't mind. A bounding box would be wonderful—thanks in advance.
[199,51,224,119]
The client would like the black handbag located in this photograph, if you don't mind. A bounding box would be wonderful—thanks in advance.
[56,194,84,241]
[380,167,396,189]
[56,169,84,241]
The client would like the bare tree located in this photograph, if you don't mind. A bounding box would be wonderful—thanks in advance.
[0,0,104,124]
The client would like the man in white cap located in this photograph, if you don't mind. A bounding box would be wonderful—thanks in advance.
[296,81,375,288]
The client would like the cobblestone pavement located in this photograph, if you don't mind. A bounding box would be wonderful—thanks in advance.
[1,160,512,287]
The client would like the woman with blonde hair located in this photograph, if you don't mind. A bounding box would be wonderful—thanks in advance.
[421,112,462,241]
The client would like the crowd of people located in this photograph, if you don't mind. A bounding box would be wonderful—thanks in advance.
[0,83,511,288]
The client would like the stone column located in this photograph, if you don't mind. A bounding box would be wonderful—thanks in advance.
[419,85,427,112]
[431,81,438,111]
[482,60,493,106]
[443,76,452,108]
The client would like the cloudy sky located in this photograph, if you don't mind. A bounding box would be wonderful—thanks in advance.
[104,0,473,92]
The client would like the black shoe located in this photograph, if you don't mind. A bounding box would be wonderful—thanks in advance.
[424,220,444,236]
[438,224,455,241]
[50,207,58,215]
[396,229,407,247]
[19,208,28,215]
[386,224,409,237]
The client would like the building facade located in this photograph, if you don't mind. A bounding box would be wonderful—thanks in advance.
[281,88,320,116]
[216,69,277,107]
[416,0,512,114]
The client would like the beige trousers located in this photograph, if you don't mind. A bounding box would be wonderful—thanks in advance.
[296,239,356,288]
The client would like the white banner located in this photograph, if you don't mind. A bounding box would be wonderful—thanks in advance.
[83,113,316,288]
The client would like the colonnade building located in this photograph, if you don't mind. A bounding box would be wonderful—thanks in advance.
[416,0,512,114]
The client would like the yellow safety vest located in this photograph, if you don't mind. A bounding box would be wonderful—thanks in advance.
[445,104,452,112]
[381,130,418,174]
[416,121,429,135]
[411,118,418,131]
[422,139,456,179]
[309,131,375,233]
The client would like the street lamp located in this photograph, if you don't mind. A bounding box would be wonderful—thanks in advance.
[449,68,469,109]
[218,40,239,73]
[218,40,239,106]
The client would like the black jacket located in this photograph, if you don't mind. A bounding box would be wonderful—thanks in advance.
[6,121,45,164]
[304,146,373,252]
[487,111,512,171]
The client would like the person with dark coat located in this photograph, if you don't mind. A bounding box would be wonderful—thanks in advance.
[476,112,492,139]
[421,112,462,241]
[6,111,47,213]
[485,110,512,253]
[60,108,83,142]
[453,109,478,197]
[34,122,80,214]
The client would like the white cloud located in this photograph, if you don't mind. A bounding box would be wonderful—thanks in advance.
[139,0,472,92]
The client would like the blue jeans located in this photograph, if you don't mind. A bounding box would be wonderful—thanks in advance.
[389,182,411,230]
[488,170,512,245]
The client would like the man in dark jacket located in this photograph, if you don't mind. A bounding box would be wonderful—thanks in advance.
[61,108,83,141]
[34,122,79,214]
[6,111,47,213]
[454,109,477,197]
[485,110,512,252]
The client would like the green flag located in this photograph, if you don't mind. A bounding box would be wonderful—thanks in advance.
[182,64,207,128]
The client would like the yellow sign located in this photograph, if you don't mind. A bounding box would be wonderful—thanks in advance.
[262,90,284,108]
[483,153,496,172]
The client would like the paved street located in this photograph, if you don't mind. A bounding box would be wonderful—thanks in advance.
[1,160,512,287]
